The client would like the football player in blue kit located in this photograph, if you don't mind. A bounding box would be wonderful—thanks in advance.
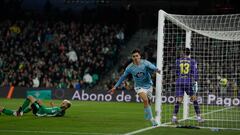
[109,49,161,126]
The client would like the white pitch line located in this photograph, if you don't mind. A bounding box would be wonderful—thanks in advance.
[123,106,235,135]
[0,130,119,135]
[163,106,234,125]
[123,125,160,135]
[188,119,240,122]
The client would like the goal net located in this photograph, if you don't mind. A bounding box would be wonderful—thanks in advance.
[155,10,240,130]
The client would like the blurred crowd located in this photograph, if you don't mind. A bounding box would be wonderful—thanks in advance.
[0,20,125,89]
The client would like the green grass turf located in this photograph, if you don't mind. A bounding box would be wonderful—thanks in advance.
[161,103,240,128]
[0,98,239,135]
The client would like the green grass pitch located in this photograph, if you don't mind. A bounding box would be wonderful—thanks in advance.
[0,98,239,135]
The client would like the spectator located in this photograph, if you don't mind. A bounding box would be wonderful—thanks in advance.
[83,73,93,84]
[73,79,81,91]
[57,78,67,89]
[32,76,40,88]
[116,28,125,45]
[66,48,78,62]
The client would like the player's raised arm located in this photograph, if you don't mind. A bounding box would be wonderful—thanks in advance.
[108,68,130,94]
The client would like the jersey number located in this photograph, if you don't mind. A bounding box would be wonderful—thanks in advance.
[180,63,190,74]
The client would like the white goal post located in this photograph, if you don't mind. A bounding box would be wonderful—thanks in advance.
[156,10,240,130]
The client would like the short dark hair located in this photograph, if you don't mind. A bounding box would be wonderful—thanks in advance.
[183,48,191,56]
[131,49,141,55]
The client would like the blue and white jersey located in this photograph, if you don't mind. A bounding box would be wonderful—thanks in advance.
[114,59,158,89]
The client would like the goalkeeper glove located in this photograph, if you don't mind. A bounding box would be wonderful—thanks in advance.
[193,81,198,94]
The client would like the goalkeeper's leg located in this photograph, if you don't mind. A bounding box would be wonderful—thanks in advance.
[172,97,182,124]
[0,106,31,116]
[189,83,204,123]
[16,96,36,116]
[0,107,18,116]
[172,85,184,124]
[190,96,204,122]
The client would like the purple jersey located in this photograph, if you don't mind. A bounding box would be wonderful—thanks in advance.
[176,57,198,85]
[175,57,198,97]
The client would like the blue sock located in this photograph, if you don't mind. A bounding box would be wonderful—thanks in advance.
[144,106,153,120]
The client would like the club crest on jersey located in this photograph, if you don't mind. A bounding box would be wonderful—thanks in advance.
[135,72,144,78]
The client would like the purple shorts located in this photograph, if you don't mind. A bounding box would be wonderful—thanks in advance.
[175,83,193,97]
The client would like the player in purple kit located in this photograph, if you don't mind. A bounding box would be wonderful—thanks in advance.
[172,48,203,123]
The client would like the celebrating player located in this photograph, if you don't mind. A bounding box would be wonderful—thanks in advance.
[108,49,161,126]
[172,48,203,123]
[0,96,71,117]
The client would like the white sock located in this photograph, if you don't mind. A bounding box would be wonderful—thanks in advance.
[150,117,154,121]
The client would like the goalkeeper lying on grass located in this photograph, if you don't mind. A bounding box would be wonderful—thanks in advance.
[0,96,71,117]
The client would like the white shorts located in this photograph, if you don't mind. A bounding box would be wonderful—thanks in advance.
[134,87,153,99]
